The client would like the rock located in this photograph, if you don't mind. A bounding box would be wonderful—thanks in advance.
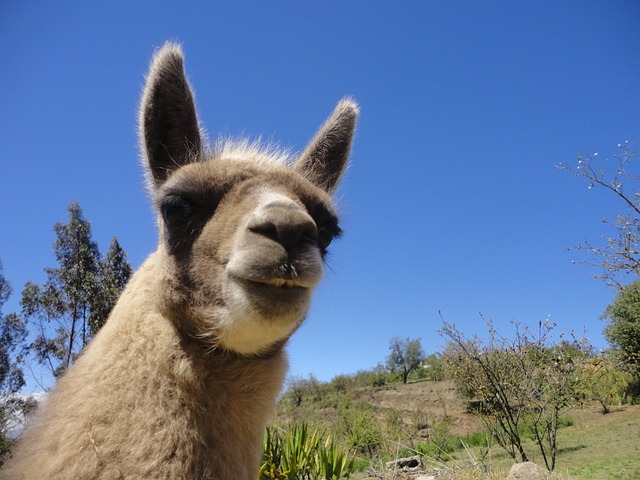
[507,462,549,480]
[385,455,423,473]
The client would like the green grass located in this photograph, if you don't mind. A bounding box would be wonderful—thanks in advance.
[458,430,491,448]
[439,409,640,480]
[558,414,640,480]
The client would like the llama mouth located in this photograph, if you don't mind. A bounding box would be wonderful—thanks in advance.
[228,269,312,289]
[231,276,311,314]
[228,272,310,295]
[244,278,309,294]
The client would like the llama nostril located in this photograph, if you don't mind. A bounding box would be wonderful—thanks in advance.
[249,213,318,251]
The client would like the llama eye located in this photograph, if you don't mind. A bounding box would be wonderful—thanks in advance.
[311,205,342,253]
[318,227,333,251]
[161,195,192,226]
[318,223,342,252]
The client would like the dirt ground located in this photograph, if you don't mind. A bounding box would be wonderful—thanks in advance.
[363,380,482,436]
[364,380,640,438]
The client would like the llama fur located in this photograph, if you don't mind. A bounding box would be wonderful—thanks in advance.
[2,43,358,479]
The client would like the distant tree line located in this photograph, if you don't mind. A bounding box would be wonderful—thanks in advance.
[0,201,132,463]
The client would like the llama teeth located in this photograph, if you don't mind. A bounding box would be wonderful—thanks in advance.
[265,278,298,288]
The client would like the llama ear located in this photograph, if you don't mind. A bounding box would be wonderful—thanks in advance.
[139,43,202,188]
[294,98,359,194]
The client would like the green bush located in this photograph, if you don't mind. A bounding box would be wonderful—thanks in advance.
[558,416,575,428]
[331,375,350,394]
[457,430,488,448]
[340,410,382,456]
[348,365,390,389]
[421,354,445,381]
[350,458,369,473]
[412,417,459,462]
[385,408,405,441]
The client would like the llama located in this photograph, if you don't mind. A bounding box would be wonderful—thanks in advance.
[2,43,358,479]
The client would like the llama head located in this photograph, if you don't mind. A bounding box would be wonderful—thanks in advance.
[139,43,358,355]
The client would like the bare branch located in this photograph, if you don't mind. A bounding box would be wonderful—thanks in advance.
[558,142,640,286]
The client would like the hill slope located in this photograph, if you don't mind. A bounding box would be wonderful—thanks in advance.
[275,379,640,479]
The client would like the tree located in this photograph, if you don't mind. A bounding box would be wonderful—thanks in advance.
[386,336,425,384]
[557,142,640,287]
[602,280,640,374]
[0,260,28,464]
[21,202,131,380]
[421,353,445,381]
[22,201,100,378]
[89,237,132,335]
[284,375,308,408]
[585,355,633,414]
[440,315,592,471]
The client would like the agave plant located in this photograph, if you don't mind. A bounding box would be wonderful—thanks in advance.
[316,435,355,480]
[260,426,289,480]
[259,423,355,479]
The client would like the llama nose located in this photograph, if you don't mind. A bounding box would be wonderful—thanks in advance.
[248,207,318,251]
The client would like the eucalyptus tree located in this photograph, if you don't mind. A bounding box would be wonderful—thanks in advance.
[22,202,131,379]
[89,237,133,335]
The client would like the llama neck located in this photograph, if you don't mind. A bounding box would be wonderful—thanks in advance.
[7,254,289,479]
[186,347,288,477]
[106,253,289,477]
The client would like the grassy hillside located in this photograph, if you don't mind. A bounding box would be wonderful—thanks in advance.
[273,378,640,479]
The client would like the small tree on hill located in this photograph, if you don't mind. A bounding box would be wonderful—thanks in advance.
[586,355,634,413]
[440,315,592,471]
[386,336,425,384]
[421,353,445,381]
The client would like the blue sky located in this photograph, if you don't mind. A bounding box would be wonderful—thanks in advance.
[2,2,640,390]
